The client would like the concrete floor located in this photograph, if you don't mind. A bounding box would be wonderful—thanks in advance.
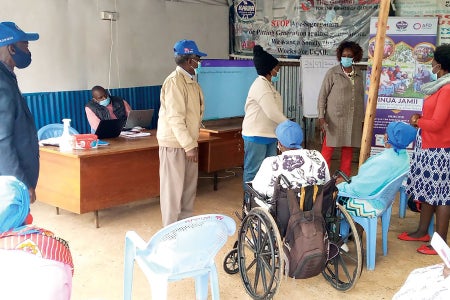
[31,160,443,300]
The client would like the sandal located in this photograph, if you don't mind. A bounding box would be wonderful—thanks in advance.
[397,232,430,242]
[417,244,437,255]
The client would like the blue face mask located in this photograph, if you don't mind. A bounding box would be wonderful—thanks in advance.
[271,72,280,83]
[99,97,110,106]
[11,44,32,69]
[194,61,202,75]
[430,73,438,81]
[341,57,353,68]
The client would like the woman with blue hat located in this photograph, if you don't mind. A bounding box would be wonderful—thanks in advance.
[0,176,73,299]
[252,120,330,197]
[337,121,417,216]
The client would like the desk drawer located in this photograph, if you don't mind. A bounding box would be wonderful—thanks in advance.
[199,137,243,173]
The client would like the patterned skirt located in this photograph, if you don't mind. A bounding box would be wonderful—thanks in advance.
[406,132,450,206]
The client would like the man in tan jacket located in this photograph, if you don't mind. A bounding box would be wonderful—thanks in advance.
[157,40,206,227]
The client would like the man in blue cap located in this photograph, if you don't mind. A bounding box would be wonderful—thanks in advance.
[0,22,40,204]
[157,40,207,226]
[252,120,330,197]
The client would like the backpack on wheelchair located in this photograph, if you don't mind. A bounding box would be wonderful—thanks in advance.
[223,170,363,299]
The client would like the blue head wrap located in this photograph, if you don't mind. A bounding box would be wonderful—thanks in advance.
[0,176,30,232]
[386,122,417,153]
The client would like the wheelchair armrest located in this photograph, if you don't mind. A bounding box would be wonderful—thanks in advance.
[334,169,351,183]
[245,182,267,201]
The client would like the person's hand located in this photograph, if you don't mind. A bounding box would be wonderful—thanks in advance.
[409,113,421,128]
[319,118,328,132]
[28,187,36,204]
[443,265,450,278]
[186,147,198,163]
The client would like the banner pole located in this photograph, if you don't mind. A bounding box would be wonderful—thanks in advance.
[358,0,391,166]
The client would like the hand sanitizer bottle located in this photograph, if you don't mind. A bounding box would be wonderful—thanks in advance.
[59,118,74,152]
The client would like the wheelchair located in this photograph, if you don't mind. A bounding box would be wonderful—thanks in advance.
[223,171,363,299]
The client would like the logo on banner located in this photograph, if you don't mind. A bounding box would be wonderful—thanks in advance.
[395,20,408,31]
[236,0,256,21]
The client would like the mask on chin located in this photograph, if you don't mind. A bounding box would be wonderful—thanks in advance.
[11,44,32,69]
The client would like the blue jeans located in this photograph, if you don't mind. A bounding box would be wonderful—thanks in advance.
[243,140,277,186]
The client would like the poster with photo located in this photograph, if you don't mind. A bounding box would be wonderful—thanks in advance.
[367,17,438,156]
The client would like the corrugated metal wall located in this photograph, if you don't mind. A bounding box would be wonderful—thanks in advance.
[273,64,301,123]
[24,85,162,134]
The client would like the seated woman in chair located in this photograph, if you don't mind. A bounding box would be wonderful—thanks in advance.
[337,122,417,215]
[252,120,330,197]
[0,176,73,300]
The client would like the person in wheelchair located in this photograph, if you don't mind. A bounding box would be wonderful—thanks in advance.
[337,121,417,214]
[252,120,330,198]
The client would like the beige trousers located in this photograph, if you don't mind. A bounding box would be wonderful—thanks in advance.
[159,147,198,227]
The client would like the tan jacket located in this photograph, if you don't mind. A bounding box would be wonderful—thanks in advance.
[157,66,204,152]
[242,76,287,138]
[317,65,364,147]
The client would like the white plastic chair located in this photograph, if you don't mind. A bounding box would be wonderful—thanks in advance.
[123,214,236,300]
[338,172,407,270]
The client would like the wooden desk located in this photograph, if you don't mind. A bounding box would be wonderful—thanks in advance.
[37,130,213,227]
[199,117,244,190]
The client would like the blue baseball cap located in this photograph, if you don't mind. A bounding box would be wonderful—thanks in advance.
[0,22,39,47]
[173,39,207,57]
[276,120,304,149]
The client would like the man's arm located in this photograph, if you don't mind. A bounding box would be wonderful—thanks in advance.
[0,84,28,186]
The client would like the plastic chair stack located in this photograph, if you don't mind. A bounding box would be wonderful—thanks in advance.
[339,172,407,271]
[123,214,236,300]
[37,123,79,140]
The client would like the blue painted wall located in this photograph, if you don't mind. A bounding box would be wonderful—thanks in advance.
[24,85,162,133]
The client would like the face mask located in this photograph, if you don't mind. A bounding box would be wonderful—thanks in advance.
[341,57,353,68]
[271,71,280,83]
[11,44,32,69]
[194,61,202,75]
[99,97,110,107]
[430,73,438,81]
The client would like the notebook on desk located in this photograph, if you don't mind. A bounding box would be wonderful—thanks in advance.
[95,119,124,139]
[123,109,154,130]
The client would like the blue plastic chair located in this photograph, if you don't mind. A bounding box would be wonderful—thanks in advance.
[338,172,407,271]
[37,123,79,140]
[399,186,434,237]
[123,214,236,300]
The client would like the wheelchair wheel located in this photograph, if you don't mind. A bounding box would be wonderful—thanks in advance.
[223,241,239,275]
[322,203,363,291]
[238,207,282,300]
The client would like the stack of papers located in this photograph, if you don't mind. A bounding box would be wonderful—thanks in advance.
[39,137,60,146]
[120,131,151,138]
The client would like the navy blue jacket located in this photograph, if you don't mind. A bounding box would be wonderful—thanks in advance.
[0,62,39,188]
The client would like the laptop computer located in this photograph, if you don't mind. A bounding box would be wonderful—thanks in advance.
[123,109,154,130]
[94,119,124,139]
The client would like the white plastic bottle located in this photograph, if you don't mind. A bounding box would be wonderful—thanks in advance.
[59,118,74,152]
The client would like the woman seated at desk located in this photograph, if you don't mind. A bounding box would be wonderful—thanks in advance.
[85,85,132,131]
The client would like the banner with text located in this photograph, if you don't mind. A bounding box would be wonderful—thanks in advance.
[395,0,450,45]
[232,0,380,59]
[367,16,438,155]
